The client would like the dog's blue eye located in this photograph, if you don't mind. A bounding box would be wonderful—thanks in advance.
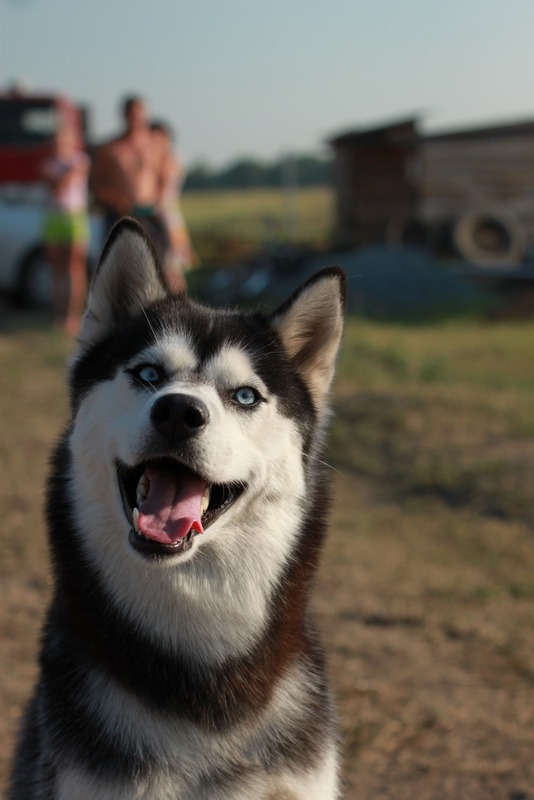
[136,365,162,384]
[233,387,258,406]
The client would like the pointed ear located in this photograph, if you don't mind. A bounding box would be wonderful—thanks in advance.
[78,218,168,348]
[271,267,346,412]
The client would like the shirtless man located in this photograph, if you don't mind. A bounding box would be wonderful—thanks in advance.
[91,95,171,267]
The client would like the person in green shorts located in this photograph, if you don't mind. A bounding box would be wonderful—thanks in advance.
[41,122,90,334]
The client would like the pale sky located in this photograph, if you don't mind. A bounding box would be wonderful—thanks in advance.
[2,0,534,166]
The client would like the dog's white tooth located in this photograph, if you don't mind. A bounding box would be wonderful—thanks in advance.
[136,474,149,507]
[201,486,211,514]
[132,507,140,531]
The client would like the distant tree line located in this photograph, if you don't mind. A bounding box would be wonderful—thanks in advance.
[183,153,333,190]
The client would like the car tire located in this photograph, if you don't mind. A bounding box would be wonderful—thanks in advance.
[453,209,526,267]
[14,247,53,309]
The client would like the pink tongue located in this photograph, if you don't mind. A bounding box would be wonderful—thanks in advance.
[137,465,206,545]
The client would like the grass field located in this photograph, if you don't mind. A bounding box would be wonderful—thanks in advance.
[182,186,334,263]
[1,303,533,799]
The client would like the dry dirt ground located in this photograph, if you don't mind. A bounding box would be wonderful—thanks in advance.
[1,307,533,799]
[318,475,534,799]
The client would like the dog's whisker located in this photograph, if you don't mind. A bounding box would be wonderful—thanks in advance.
[303,452,342,474]
[135,297,159,341]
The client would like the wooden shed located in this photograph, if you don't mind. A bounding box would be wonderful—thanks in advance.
[329,118,421,247]
[329,116,534,264]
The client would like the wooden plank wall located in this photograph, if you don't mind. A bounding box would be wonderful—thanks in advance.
[333,142,419,245]
[419,134,534,232]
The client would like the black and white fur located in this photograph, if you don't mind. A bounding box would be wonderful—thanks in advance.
[9,219,346,800]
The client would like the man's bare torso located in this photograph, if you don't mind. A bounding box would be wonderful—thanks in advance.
[93,129,167,214]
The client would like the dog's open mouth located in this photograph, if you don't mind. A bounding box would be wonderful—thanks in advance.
[117,459,245,559]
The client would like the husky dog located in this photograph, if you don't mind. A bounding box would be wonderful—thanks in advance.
[9,218,346,800]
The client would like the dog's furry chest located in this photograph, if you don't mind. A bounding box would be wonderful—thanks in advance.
[45,657,338,800]
[56,762,338,800]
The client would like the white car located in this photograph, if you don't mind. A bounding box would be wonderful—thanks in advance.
[0,196,104,307]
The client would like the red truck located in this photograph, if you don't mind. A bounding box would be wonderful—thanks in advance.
[0,88,102,306]
[0,90,86,183]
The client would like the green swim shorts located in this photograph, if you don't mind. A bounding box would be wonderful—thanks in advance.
[43,211,89,246]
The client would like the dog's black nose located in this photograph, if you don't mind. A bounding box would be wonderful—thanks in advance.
[150,394,209,443]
